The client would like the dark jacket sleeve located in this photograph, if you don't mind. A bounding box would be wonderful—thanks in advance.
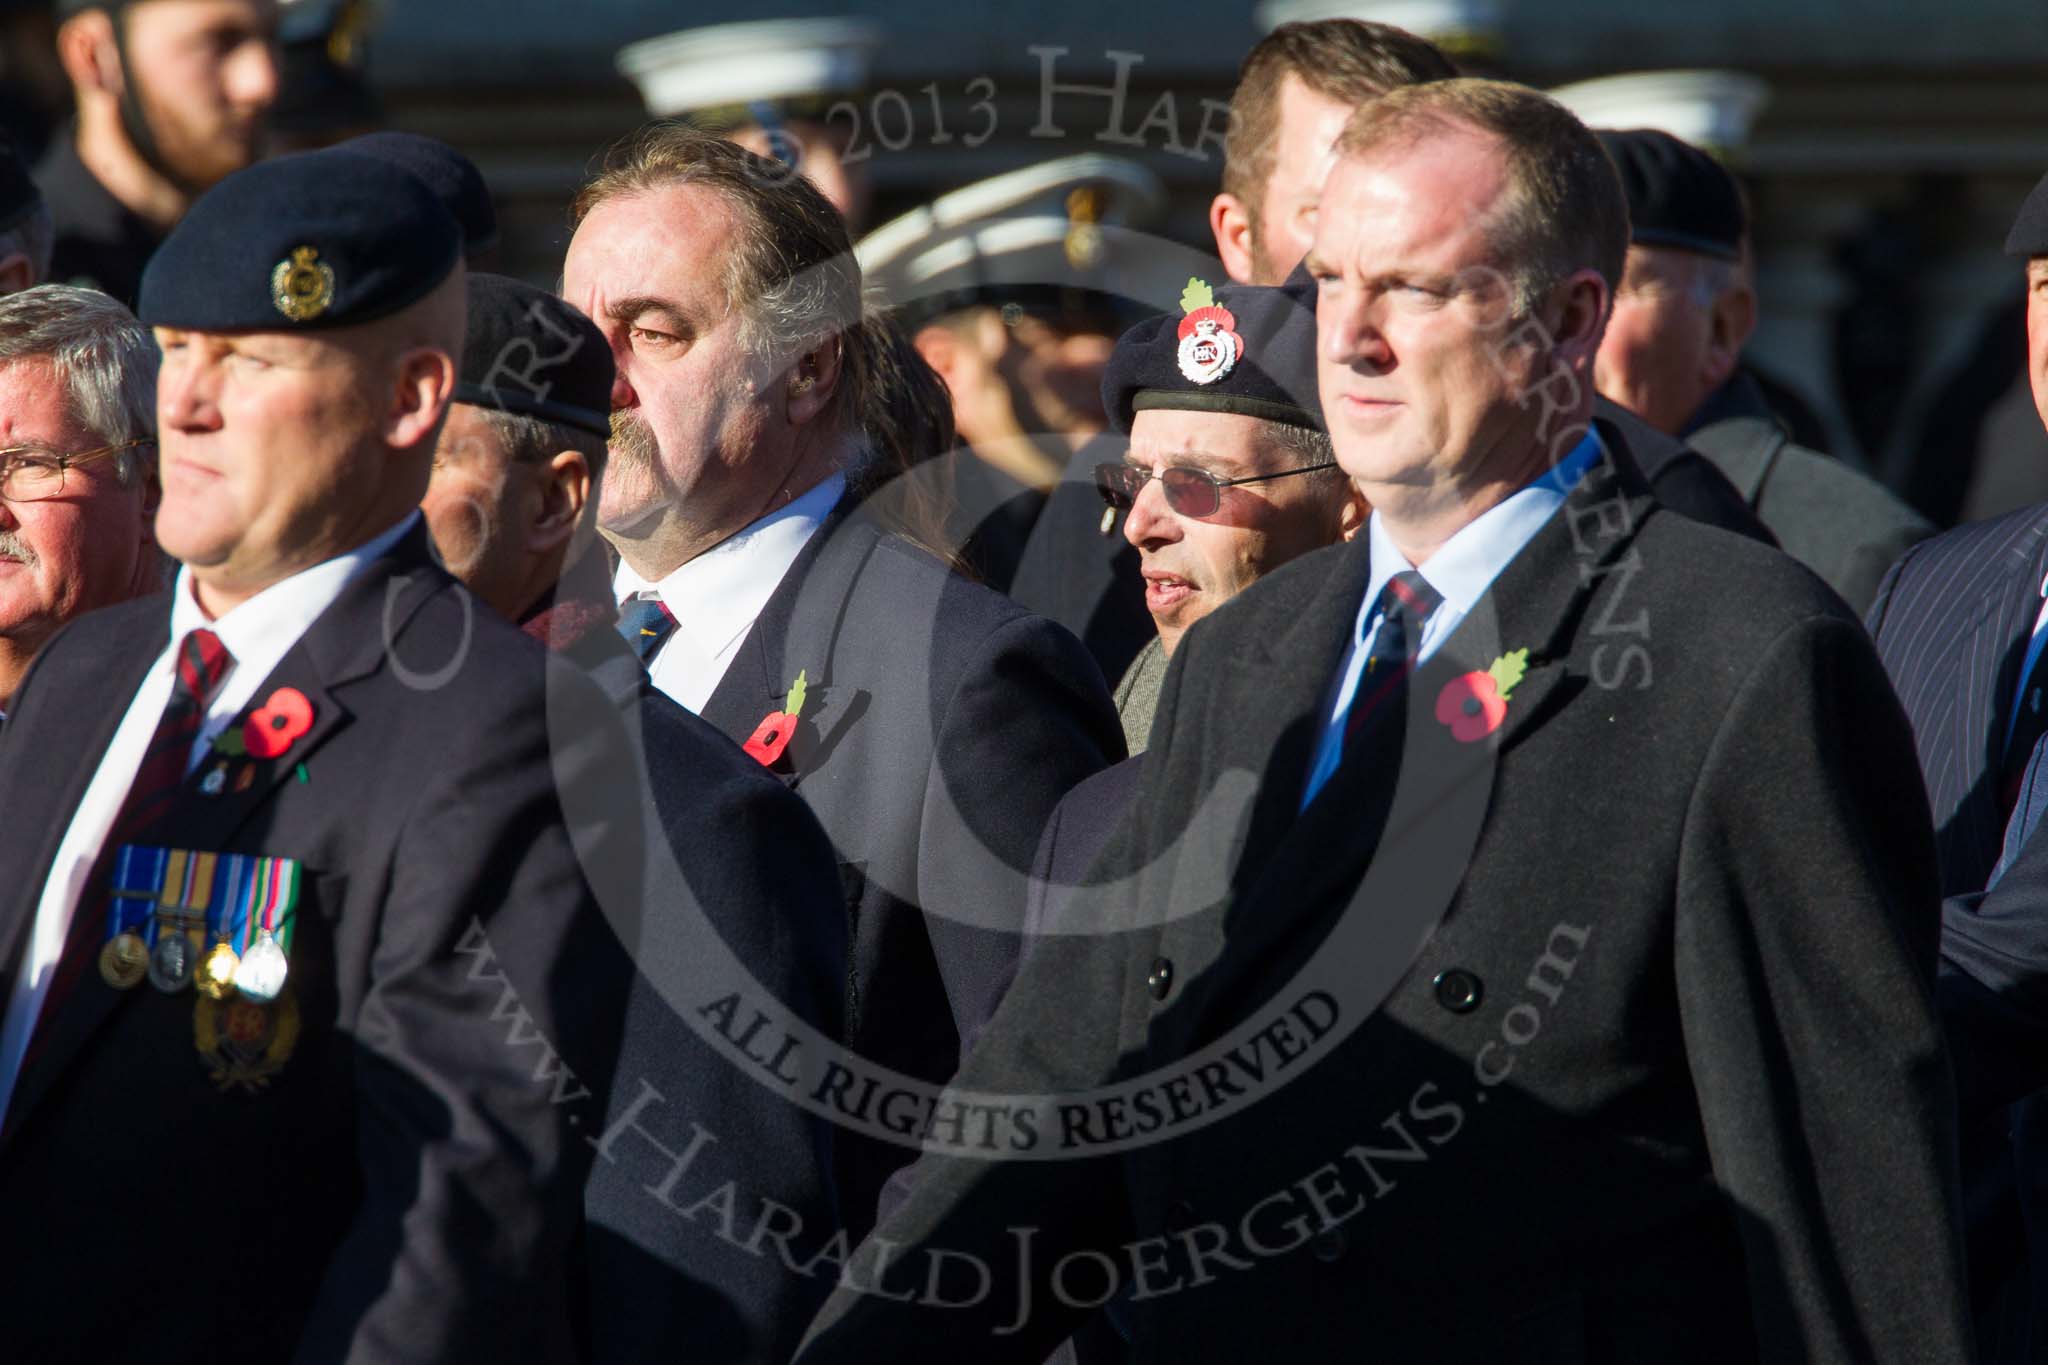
[292,666,635,1365]
[1674,614,1972,1363]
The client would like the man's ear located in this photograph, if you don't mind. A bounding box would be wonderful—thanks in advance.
[786,333,843,427]
[384,347,457,451]
[912,322,961,388]
[1337,483,1369,542]
[1210,192,1257,286]
[55,11,122,101]
[1547,268,1611,374]
[527,448,590,555]
[0,253,33,296]
[1703,277,1758,390]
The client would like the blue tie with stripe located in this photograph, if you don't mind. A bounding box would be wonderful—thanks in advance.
[616,594,676,664]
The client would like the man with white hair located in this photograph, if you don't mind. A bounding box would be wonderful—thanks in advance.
[0,283,160,713]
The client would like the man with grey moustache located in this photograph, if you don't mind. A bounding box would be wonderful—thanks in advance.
[0,283,160,716]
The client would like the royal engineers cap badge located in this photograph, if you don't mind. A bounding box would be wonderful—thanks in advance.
[271,246,336,322]
[1175,278,1243,386]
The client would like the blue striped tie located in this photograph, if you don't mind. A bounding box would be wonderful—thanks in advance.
[616,594,676,663]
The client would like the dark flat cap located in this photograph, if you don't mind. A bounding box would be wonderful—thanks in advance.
[456,274,613,438]
[337,131,498,258]
[0,134,40,236]
[2006,171,2048,257]
[1596,128,1745,261]
[138,149,460,331]
[1103,269,1322,434]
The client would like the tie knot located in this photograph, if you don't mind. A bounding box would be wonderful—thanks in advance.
[174,628,233,704]
[1371,571,1442,638]
[616,593,678,663]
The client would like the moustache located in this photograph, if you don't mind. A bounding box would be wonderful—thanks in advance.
[610,410,659,462]
[0,529,36,567]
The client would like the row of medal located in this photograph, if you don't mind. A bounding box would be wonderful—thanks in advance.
[99,845,298,1004]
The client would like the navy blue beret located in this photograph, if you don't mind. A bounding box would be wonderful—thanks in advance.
[2006,172,2048,258]
[1102,269,1323,435]
[1595,128,1745,261]
[456,274,613,439]
[0,133,39,236]
[138,149,461,331]
[337,131,498,258]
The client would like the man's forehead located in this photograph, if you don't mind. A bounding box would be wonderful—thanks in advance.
[1315,141,1506,263]
[1130,408,1273,463]
[568,185,736,298]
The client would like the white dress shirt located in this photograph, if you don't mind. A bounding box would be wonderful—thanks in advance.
[614,473,844,713]
[0,512,418,1122]
[1300,434,1601,808]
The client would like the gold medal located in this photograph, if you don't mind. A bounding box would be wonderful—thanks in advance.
[98,932,148,990]
[195,941,240,1000]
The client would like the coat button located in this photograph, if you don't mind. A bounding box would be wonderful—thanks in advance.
[1433,969,1482,1013]
[1147,957,1174,1001]
[1311,1226,1348,1262]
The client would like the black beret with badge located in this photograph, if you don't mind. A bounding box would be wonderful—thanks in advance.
[2005,170,2048,258]
[1595,127,1747,261]
[136,148,461,331]
[1102,269,1325,435]
[455,273,613,439]
[337,131,499,259]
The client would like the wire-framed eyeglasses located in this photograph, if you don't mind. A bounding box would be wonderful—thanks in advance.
[0,439,151,503]
[1095,459,1338,519]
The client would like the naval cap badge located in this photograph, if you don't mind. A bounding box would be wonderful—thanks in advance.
[1175,278,1243,386]
[271,246,336,323]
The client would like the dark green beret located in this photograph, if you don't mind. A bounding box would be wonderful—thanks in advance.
[2005,171,2048,258]
[137,149,461,332]
[1103,270,1323,435]
[456,274,613,439]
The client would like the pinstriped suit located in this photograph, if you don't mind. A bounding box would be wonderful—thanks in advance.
[1868,500,2048,1365]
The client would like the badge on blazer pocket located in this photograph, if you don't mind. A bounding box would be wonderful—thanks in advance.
[194,985,301,1093]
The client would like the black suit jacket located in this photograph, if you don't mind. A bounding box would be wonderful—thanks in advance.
[695,500,1123,1240]
[0,525,634,1365]
[545,582,850,1365]
[1869,501,2048,1365]
[1008,399,1771,687]
[799,423,1968,1364]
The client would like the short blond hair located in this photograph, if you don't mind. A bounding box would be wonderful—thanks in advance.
[1334,78,1629,319]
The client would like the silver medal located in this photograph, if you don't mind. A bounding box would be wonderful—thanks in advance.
[147,928,194,993]
[234,930,289,1004]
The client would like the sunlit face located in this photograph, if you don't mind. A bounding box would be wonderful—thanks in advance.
[2028,257,2048,434]
[421,402,535,618]
[562,184,776,542]
[1595,244,1718,436]
[1250,75,1357,287]
[1121,407,1348,654]
[153,326,389,599]
[1307,132,1550,499]
[0,358,153,650]
[121,0,279,191]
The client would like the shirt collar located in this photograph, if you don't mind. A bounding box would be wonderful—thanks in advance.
[1360,430,1602,629]
[168,511,419,664]
[614,473,845,656]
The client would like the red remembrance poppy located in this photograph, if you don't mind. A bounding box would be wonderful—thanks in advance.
[743,711,796,766]
[244,687,314,759]
[1436,671,1507,743]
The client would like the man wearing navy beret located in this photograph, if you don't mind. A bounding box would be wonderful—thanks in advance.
[0,150,635,1364]
[1870,167,2048,1365]
[420,271,850,1365]
[1593,127,1931,615]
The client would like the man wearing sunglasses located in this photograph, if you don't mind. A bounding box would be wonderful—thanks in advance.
[1094,270,1362,752]
[0,283,162,717]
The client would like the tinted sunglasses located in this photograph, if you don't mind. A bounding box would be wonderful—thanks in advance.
[1095,460,1339,519]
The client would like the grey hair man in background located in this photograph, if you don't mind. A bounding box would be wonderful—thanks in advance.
[0,282,159,713]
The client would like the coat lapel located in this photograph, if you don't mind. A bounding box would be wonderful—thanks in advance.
[1,529,450,1139]
[1169,426,1654,1033]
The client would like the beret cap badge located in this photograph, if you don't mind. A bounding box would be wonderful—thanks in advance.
[271,246,337,323]
[1175,278,1243,386]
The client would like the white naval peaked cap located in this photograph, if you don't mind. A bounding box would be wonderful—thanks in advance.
[617,17,881,121]
[1548,70,1771,156]
[856,154,1202,320]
